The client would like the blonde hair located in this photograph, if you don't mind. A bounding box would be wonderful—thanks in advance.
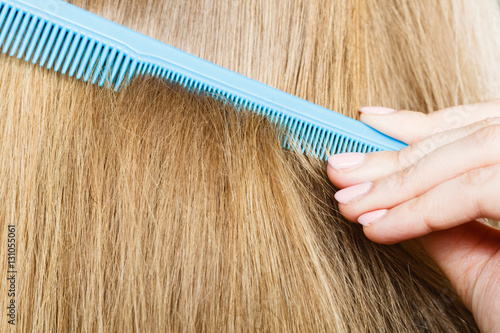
[1,0,499,331]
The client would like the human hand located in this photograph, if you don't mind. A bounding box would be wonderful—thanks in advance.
[327,101,500,332]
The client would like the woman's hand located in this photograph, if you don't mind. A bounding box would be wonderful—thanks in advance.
[327,101,500,332]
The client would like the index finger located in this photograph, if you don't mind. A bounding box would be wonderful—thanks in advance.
[359,99,500,144]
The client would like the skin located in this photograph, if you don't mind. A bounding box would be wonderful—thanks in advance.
[327,100,500,332]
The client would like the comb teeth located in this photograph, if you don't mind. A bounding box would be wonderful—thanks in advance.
[0,0,407,159]
[0,5,128,89]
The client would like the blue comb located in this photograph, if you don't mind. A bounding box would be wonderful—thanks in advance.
[0,0,407,158]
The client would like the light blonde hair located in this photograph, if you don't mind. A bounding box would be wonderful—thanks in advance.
[1,0,499,331]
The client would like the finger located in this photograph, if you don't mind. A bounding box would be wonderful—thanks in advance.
[357,164,500,244]
[334,124,500,220]
[359,99,500,144]
[327,118,500,188]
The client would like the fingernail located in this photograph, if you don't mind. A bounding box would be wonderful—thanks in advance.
[358,209,388,226]
[328,153,365,171]
[359,106,397,114]
[334,182,372,204]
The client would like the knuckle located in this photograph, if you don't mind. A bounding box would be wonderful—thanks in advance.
[421,212,436,232]
[397,145,423,168]
[461,167,494,188]
[391,165,413,189]
[395,147,409,167]
[477,117,500,127]
[406,197,420,215]
[407,198,435,232]
[471,124,500,145]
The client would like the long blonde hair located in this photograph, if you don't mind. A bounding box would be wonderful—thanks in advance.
[0,0,499,331]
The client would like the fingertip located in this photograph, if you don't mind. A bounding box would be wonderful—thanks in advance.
[326,154,365,188]
[357,209,388,226]
[328,152,366,172]
[326,163,342,186]
[335,202,360,223]
[327,150,402,188]
[326,162,368,189]
[361,215,403,245]
[363,227,399,245]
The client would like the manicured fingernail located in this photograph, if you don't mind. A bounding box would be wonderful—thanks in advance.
[358,209,388,226]
[359,106,397,114]
[334,182,372,204]
[328,153,365,171]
